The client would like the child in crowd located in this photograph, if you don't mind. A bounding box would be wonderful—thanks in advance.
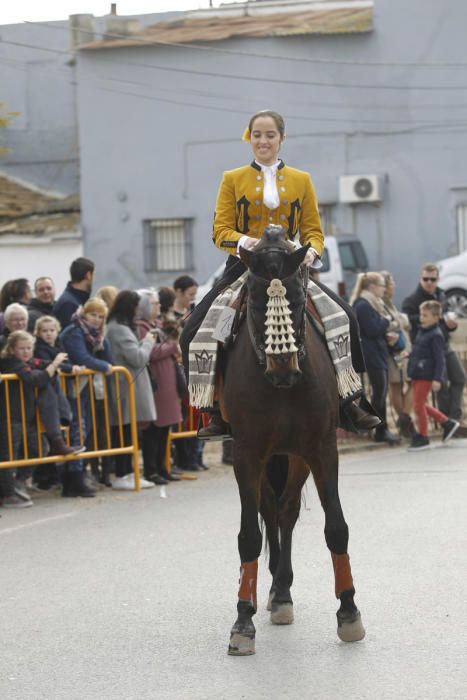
[0,331,85,508]
[407,300,460,451]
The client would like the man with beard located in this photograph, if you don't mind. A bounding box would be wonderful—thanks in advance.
[53,257,95,329]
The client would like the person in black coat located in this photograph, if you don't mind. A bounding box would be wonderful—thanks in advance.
[402,262,466,421]
[53,257,95,329]
[27,276,56,332]
[351,272,400,444]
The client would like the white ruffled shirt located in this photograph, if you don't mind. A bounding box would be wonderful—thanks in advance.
[257,159,281,210]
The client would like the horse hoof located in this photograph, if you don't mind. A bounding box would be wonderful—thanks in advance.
[228,633,255,656]
[266,592,275,611]
[337,612,365,642]
[271,603,294,625]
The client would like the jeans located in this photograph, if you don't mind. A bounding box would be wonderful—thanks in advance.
[412,380,448,436]
[366,365,389,427]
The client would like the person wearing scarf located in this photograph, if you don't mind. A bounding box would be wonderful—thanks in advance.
[351,273,400,444]
[60,298,113,497]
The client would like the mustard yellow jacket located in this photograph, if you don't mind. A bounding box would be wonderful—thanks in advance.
[212,160,324,256]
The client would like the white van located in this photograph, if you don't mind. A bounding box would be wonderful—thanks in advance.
[196,233,368,303]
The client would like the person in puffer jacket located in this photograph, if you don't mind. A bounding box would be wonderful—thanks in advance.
[407,300,460,451]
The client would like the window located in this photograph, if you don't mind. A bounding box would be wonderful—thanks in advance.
[338,241,368,271]
[143,218,193,272]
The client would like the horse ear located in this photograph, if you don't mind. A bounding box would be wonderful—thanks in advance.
[283,244,310,275]
[239,246,253,268]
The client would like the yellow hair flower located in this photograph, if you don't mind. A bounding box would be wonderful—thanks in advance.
[241,127,251,142]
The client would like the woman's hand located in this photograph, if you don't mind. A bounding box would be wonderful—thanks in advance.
[105,364,114,375]
[238,236,259,251]
[386,331,399,346]
[432,380,442,392]
[303,249,316,267]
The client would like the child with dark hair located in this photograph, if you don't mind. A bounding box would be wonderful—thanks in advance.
[407,300,460,451]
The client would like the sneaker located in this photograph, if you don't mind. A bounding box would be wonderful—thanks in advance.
[2,495,33,508]
[442,419,460,443]
[14,480,32,501]
[408,434,430,451]
[111,474,154,490]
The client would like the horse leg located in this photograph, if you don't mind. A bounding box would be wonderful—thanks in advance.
[310,440,365,642]
[259,458,287,612]
[269,456,310,625]
[228,453,264,656]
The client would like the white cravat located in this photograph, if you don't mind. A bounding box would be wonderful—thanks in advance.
[256,159,281,210]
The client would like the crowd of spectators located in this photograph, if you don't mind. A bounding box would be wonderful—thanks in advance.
[0,257,205,509]
[1,256,465,510]
[350,262,466,450]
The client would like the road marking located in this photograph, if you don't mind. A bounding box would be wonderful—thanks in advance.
[0,511,78,537]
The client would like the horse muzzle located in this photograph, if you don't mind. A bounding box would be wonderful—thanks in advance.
[264,354,302,389]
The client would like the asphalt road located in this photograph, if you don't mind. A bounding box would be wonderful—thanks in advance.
[1,439,466,700]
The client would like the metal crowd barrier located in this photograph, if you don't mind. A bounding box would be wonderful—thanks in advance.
[0,367,142,491]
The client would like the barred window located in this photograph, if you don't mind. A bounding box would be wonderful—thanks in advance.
[143,218,193,272]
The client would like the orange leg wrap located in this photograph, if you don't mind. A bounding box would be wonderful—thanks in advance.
[238,560,258,609]
[331,552,354,598]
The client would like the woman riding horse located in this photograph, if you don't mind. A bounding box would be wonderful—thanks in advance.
[181,109,380,435]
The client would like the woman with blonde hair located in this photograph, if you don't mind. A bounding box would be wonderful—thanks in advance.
[351,272,400,444]
[380,271,416,438]
[96,285,119,313]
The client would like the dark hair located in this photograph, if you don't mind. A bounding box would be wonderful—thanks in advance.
[107,290,140,328]
[158,286,176,314]
[70,257,95,283]
[0,278,30,311]
[248,110,285,139]
[173,275,198,293]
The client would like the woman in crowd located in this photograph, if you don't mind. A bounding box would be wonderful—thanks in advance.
[105,290,156,490]
[60,297,113,497]
[381,270,416,438]
[173,275,198,325]
[137,289,183,484]
[0,302,29,350]
[351,272,400,444]
[96,286,119,314]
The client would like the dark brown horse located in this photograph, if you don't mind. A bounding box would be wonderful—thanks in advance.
[222,225,365,655]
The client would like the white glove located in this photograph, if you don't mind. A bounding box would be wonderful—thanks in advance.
[237,235,259,254]
[303,249,317,267]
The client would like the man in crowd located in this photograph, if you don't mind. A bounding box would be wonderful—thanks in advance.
[402,262,466,422]
[27,276,56,331]
[53,257,95,329]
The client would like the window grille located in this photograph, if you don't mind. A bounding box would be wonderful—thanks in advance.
[143,218,193,272]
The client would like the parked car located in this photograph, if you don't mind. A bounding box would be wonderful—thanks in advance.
[437,250,467,318]
[196,233,369,303]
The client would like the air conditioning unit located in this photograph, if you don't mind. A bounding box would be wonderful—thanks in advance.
[338,175,383,204]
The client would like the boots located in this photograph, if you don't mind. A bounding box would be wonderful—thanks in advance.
[397,413,417,439]
[197,410,231,441]
[61,470,96,498]
[340,397,382,434]
[50,435,85,457]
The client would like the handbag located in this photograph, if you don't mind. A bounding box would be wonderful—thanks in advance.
[173,358,188,398]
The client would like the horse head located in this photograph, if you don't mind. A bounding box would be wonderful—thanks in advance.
[239,225,309,389]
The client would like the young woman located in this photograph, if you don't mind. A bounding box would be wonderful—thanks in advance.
[105,290,156,490]
[181,109,379,438]
[173,276,198,326]
[351,273,400,444]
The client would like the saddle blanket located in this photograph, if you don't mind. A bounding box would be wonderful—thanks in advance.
[188,274,361,408]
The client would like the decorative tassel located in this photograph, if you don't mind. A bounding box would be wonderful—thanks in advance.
[264,278,298,356]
